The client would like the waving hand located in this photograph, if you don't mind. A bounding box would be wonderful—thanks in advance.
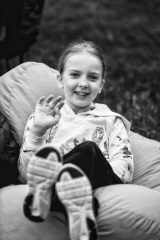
[31,95,64,136]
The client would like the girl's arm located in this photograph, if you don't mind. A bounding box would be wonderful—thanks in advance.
[18,114,47,182]
[18,95,64,182]
[108,117,134,183]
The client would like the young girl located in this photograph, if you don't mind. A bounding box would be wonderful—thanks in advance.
[19,40,134,240]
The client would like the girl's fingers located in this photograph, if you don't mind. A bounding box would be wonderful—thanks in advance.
[46,95,55,103]
[53,101,64,119]
[54,101,64,114]
[54,107,60,117]
[36,96,63,115]
[37,96,45,105]
[49,96,62,109]
[56,101,64,110]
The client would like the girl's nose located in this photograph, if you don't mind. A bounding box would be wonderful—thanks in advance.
[79,76,88,88]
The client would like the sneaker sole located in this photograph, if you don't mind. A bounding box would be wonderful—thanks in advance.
[56,163,97,240]
[23,144,62,222]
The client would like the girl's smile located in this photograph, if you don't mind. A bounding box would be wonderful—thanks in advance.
[74,91,89,96]
[58,52,104,113]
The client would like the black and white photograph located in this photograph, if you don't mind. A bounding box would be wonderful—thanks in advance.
[0,1,160,239]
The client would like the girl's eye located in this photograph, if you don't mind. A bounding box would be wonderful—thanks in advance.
[88,75,98,81]
[70,72,80,78]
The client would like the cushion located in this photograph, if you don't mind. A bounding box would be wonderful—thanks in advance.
[1,184,160,240]
[0,184,69,240]
[129,131,160,191]
[0,62,64,145]
[95,184,160,240]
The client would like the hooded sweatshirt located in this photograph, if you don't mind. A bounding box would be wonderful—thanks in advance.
[18,102,134,183]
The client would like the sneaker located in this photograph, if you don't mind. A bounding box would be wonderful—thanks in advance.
[56,163,97,240]
[23,144,62,222]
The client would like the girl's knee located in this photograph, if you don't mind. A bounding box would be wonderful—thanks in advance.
[78,141,99,153]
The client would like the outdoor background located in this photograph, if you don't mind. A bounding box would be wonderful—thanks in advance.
[17,0,160,141]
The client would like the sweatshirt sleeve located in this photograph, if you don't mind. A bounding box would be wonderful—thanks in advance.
[108,117,134,183]
[18,114,46,182]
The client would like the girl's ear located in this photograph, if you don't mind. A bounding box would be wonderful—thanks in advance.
[57,73,64,89]
[99,79,105,94]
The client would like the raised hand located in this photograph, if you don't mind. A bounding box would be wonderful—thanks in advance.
[30,95,64,137]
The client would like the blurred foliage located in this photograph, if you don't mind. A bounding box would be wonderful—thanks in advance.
[28,0,160,141]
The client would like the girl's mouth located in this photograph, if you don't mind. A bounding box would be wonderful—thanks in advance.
[75,91,89,96]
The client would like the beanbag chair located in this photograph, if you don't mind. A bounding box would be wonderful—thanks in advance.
[0,62,64,145]
[0,62,160,240]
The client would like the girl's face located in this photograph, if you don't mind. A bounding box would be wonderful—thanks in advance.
[58,52,104,114]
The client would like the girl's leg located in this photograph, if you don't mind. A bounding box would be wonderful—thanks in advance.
[23,141,121,239]
[51,140,122,212]
[51,141,123,240]
[63,140,123,190]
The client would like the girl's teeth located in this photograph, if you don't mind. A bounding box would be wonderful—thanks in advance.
[77,92,87,96]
